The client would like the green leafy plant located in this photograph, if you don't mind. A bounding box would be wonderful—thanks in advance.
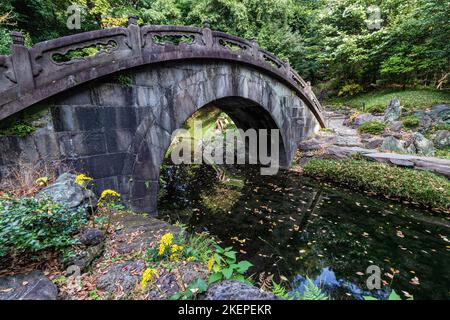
[0,122,35,138]
[0,197,87,258]
[89,290,102,300]
[183,231,216,264]
[303,159,450,211]
[435,146,450,159]
[366,105,385,115]
[301,279,328,300]
[402,115,420,129]
[338,83,363,97]
[207,245,253,284]
[170,278,208,300]
[271,278,328,300]
[272,281,290,299]
[358,121,386,135]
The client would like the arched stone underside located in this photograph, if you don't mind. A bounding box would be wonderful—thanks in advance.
[0,23,325,214]
[121,62,319,212]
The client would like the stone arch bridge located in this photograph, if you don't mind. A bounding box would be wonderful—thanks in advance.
[0,18,325,214]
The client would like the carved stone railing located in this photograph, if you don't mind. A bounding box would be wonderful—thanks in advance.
[0,18,324,126]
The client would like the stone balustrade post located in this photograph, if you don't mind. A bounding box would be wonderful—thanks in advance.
[127,16,142,57]
[284,59,291,77]
[250,38,259,59]
[10,31,34,93]
[202,21,213,48]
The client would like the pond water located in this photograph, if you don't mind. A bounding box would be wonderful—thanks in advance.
[158,163,450,300]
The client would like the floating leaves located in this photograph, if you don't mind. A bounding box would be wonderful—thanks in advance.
[409,277,420,286]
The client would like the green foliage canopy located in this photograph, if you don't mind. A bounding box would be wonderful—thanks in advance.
[0,0,448,88]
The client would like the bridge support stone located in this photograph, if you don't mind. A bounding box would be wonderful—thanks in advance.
[0,61,320,215]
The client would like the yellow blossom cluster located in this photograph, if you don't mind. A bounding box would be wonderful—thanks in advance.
[169,244,184,261]
[158,232,174,256]
[97,189,121,206]
[75,173,93,186]
[156,233,194,262]
[141,268,158,289]
[207,256,215,271]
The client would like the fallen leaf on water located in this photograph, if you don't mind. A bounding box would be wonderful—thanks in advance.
[396,230,405,238]
[356,272,364,276]
[410,277,420,286]
[385,272,394,279]
[402,291,413,299]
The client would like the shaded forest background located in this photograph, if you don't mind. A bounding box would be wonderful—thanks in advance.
[0,0,448,92]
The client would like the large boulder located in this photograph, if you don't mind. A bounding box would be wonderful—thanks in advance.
[413,110,433,129]
[365,137,384,149]
[388,121,403,132]
[384,98,402,122]
[96,260,146,293]
[203,280,278,300]
[68,242,105,272]
[0,271,58,300]
[147,262,208,300]
[79,228,105,246]
[380,136,406,153]
[409,133,435,156]
[429,104,450,124]
[346,113,382,127]
[434,130,450,148]
[37,173,97,211]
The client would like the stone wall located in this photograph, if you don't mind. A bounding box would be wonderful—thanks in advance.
[0,61,321,214]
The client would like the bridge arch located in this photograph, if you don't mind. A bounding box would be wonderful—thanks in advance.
[0,21,325,214]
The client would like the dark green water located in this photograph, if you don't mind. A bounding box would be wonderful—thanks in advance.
[158,164,450,300]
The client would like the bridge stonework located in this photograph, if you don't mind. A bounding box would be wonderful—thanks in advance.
[0,21,325,214]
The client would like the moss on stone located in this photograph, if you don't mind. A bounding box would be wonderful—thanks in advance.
[0,104,50,137]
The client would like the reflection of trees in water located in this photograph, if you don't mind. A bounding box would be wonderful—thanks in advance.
[158,163,450,299]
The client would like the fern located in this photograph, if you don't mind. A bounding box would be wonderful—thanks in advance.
[258,272,274,292]
[301,278,328,300]
[272,281,291,300]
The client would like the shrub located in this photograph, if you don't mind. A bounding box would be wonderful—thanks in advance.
[338,83,363,97]
[358,121,386,135]
[0,121,35,137]
[303,159,450,211]
[0,197,87,259]
[365,105,385,114]
[427,123,450,134]
[0,27,11,55]
[402,115,420,129]
[435,147,450,159]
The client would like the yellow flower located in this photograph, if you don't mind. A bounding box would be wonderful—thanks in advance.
[158,243,165,256]
[187,256,195,262]
[99,189,121,201]
[171,244,183,253]
[75,174,93,186]
[169,253,180,261]
[97,189,121,206]
[160,233,173,246]
[157,233,174,256]
[207,256,215,271]
[141,268,158,289]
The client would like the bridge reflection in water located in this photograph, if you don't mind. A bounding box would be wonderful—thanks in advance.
[158,163,450,300]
